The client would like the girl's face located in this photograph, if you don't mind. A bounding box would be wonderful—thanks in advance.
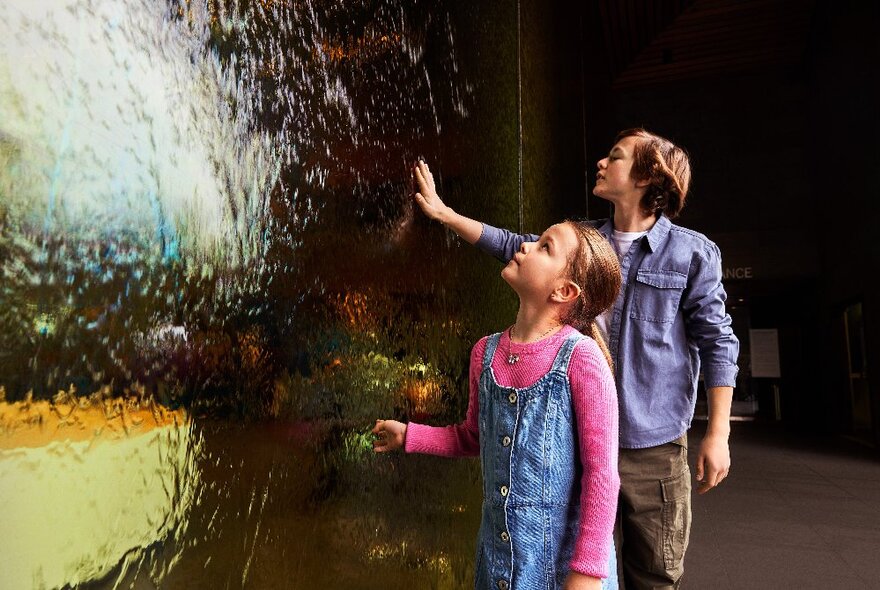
[501,223,580,301]
[593,135,646,204]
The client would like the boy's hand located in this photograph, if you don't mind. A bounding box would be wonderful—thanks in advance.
[372,419,407,452]
[413,160,448,223]
[695,432,731,494]
[409,159,483,244]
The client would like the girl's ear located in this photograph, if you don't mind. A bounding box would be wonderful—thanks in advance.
[551,280,581,304]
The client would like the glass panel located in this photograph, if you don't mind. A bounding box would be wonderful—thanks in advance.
[845,303,872,438]
[1,1,522,587]
[729,305,757,416]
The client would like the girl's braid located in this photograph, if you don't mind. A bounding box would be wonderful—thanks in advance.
[560,221,622,372]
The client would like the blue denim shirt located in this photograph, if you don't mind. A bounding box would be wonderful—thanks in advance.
[476,216,739,449]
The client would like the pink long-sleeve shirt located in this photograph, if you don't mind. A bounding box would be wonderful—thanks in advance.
[404,324,620,578]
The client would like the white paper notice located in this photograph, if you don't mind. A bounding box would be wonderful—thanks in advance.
[749,328,781,378]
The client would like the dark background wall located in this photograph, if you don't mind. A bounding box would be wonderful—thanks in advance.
[507,0,880,446]
[807,2,880,441]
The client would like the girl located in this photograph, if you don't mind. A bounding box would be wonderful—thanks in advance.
[373,204,622,589]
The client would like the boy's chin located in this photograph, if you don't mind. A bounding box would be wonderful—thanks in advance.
[592,187,611,201]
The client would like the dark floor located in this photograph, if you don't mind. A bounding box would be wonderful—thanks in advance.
[679,420,880,589]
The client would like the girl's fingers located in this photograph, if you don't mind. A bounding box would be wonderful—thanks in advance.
[372,427,388,449]
[372,439,399,453]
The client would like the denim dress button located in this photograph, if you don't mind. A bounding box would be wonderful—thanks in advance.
[497,580,509,590]
[500,531,510,542]
[508,392,517,404]
[501,435,511,447]
[500,485,508,497]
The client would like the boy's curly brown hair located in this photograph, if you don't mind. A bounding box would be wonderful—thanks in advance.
[617,128,691,219]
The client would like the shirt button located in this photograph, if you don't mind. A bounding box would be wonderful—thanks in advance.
[501,436,511,447]
[497,581,509,590]
[500,531,510,542]
[500,485,509,497]
[508,392,517,404]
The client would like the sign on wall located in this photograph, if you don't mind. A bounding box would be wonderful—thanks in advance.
[749,328,781,378]
[723,266,753,280]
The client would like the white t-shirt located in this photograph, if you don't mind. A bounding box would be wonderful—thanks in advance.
[596,229,649,343]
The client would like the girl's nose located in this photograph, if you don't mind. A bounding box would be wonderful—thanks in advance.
[520,241,530,254]
[597,158,607,170]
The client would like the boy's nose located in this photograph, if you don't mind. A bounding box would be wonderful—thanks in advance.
[597,158,607,169]
[520,241,530,254]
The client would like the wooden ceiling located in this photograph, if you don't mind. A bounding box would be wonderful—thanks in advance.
[597,0,817,89]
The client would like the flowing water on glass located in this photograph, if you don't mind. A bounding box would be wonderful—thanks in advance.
[0,1,490,587]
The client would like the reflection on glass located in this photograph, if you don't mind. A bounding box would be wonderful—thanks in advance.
[0,395,199,588]
[0,0,500,587]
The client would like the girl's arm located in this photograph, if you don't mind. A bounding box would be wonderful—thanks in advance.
[567,338,620,580]
[412,160,538,261]
[373,338,487,458]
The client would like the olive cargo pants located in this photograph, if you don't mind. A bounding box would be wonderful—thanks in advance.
[616,435,692,590]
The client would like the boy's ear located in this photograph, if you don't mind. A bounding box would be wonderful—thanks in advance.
[551,281,581,304]
[634,176,651,189]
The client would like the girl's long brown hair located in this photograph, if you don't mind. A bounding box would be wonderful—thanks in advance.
[560,220,622,371]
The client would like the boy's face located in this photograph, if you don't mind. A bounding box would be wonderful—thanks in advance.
[501,223,579,301]
[593,135,646,203]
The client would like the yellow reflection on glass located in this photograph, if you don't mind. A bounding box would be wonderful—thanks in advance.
[0,397,200,588]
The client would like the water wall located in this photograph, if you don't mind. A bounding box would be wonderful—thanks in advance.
[0,1,573,587]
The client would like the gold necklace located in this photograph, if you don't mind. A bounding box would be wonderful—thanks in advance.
[506,323,560,365]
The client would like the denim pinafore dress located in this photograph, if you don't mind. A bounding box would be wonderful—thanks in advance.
[475,332,618,590]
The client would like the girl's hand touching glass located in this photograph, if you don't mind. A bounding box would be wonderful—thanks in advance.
[372,419,407,452]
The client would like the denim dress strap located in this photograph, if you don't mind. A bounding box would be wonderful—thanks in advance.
[482,332,503,373]
[549,331,585,375]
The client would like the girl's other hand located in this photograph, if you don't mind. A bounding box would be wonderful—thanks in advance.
[372,419,407,452]
[412,160,448,223]
[563,571,602,590]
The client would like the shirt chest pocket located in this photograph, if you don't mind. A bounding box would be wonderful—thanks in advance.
[630,269,688,323]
